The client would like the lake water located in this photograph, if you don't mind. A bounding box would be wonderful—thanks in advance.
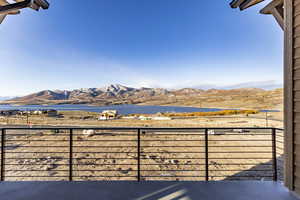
[0,104,225,115]
[0,104,278,115]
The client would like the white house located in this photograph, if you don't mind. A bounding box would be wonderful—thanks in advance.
[99,110,118,120]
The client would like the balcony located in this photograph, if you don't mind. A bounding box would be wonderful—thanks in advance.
[0,181,298,200]
[0,127,298,199]
[0,127,284,181]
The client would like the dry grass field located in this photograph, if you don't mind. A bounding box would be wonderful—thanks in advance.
[0,111,284,181]
[0,110,283,128]
[1,128,284,181]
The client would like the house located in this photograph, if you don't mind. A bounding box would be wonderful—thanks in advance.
[0,110,19,116]
[99,110,118,120]
[231,0,299,195]
[138,115,152,120]
[46,109,58,117]
[33,110,43,115]
[151,116,172,120]
[122,116,138,119]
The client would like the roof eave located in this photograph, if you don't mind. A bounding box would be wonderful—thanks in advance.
[230,0,265,10]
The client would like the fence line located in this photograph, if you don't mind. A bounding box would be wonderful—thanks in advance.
[0,127,284,181]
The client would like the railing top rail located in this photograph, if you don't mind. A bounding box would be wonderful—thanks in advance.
[0,127,284,130]
[0,126,283,182]
[275,128,284,131]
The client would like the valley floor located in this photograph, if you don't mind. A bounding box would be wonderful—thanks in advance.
[1,128,284,181]
[0,111,283,128]
[0,111,284,181]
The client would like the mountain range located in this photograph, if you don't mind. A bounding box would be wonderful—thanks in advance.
[192,81,283,90]
[0,84,283,110]
[0,96,17,101]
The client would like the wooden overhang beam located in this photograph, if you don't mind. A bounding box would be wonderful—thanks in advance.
[0,0,49,24]
[260,0,284,30]
[230,0,284,30]
[230,0,245,8]
[0,0,49,15]
[0,0,31,15]
[0,0,20,14]
[230,0,265,10]
[0,15,5,23]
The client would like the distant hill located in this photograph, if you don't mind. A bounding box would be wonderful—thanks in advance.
[0,96,17,101]
[194,81,283,90]
[1,84,283,110]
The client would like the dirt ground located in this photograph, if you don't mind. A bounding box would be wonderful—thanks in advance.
[1,128,284,182]
[0,111,283,128]
[0,111,284,181]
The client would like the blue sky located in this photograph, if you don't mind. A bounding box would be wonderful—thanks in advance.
[0,0,283,96]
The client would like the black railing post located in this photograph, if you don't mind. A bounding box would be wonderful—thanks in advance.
[272,128,278,181]
[137,128,141,181]
[0,129,5,181]
[205,128,209,181]
[69,129,73,181]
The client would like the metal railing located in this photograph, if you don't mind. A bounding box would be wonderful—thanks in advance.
[0,127,284,181]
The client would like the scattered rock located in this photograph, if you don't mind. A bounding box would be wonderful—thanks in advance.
[169,159,179,164]
[46,164,58,171]
[36,132,44,136]
[48,171,58,176]
[5,144,21,150]
[118,168,132,174]
[83,130,95,137]
[141,154,147,159]
[81,116,94,120]
[210,161,218,165]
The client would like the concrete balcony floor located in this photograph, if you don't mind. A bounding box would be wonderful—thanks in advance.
[0,181,299,200]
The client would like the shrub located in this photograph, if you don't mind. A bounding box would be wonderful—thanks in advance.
[163,109,259,117]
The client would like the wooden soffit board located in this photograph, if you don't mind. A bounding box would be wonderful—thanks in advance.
[230,0,265,10]
[0,0,49,24]
[260,0,284,30]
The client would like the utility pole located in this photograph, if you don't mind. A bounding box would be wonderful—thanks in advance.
[265,111,268,127]
[26,112,29,125]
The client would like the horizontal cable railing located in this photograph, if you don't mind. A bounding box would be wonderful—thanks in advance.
[0,127,284,181]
